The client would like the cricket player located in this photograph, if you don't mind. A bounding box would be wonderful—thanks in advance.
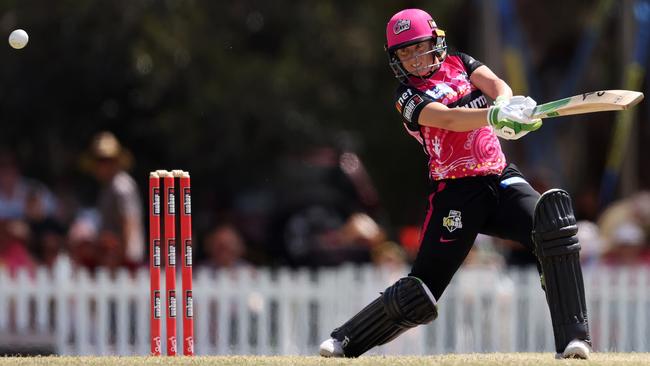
[319,8,591,359]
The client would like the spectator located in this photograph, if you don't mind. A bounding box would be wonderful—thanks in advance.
[201,223,250,270]
[599,191,650,243]
[398,225,421,263]
[66,213,100,271]
[24,181,68,268]
[598,191,650,265]
[29,219,66,268]
[0,150,60,275]
[0,219,36,277]
[463,234,505,270]
[600,222,650,265]
[0,150,57,221]
[85,131,144,269]
[370,241,408,282]
[575,220,604,268]
[269,141,384,267]
[494,238,538,267]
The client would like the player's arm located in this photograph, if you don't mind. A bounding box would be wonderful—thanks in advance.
[417,103,490,132]
[469,65,512,101]
[409,98,542,138]
[414,59,513,132]
[395,87,539,138]
[404,96,538,134]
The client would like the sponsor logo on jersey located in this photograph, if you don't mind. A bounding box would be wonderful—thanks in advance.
[397,89,414,108]
[459,95,488,109]
[403,95,424,122]
[393,19,411,34]
[443,210,463,232]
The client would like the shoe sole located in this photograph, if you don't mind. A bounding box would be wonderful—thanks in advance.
[555,344,590,359]
[319,348,342,358]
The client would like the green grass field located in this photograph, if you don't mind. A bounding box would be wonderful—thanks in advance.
[1,354,649,366]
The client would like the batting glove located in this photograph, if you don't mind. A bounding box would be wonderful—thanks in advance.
[488,95,542,140]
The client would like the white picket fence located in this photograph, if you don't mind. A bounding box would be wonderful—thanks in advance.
[0,257,649,355]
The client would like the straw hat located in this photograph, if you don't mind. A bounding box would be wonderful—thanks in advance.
[80,131,133,171]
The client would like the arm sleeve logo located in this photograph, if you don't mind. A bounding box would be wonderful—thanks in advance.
[403,95,424,122]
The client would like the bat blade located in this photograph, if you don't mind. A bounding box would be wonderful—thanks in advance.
[531,90,644,119]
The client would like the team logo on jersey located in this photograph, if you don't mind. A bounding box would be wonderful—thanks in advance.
[403,95,424,122]
[393,19,411,34]
[443,210,463,232]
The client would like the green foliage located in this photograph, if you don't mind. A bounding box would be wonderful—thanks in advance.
[8,0,623,226]
[0,0,456,223]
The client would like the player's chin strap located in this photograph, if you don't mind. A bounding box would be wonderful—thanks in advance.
[330,276,437,357]
[532,189,591,353]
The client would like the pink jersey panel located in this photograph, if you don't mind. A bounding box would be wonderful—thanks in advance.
[406,55,506,180]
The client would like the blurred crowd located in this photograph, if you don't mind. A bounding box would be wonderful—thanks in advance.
[1,131,650,279]
[0,131,144,276]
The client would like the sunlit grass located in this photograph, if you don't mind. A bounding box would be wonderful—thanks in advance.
[1,353,650,366]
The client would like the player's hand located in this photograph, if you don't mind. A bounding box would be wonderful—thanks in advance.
[504,95,537,117]
[488,96,538,125]
[488,95,542,139]
[493,95,510,107]
[493,119,543,140]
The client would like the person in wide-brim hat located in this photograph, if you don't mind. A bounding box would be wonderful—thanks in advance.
[82,131,145,267]
[80,131,133,179]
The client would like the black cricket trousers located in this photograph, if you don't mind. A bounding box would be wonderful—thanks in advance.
[409,164,540,300]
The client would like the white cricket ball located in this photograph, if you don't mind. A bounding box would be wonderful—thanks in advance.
[8,29,29,49]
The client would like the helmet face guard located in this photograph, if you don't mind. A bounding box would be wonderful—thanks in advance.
[385,9,447,86]
[387,29,447,86]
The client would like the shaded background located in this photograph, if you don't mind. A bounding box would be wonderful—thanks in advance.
[1,0,650,357]
[0,0,648,263]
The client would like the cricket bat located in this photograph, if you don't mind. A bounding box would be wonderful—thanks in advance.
[531,90,644,119]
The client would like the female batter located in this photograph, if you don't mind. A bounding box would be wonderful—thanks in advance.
[319,8,591,359]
